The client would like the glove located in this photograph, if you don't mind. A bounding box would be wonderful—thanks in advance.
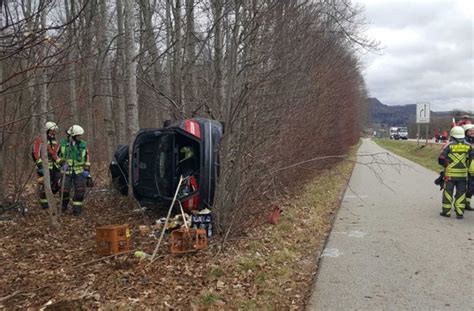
[35,160,43,169]
[62,163,69,171]
[36,167,44,177]
[82,171,90,178]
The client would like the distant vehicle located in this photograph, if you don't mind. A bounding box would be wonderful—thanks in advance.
[397,127,408,140]
[110,118,223,212]
[389,127,399,140]
[389,126,408,140]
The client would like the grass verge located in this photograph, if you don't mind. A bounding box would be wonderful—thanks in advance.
[194,143,359,309]
[373,138,442,172]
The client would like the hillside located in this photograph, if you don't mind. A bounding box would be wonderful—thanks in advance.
[368,98,416,126]
[368,97,471,127]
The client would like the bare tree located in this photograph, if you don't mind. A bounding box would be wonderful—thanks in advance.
[123,0,139,195]
[38,1,59,229]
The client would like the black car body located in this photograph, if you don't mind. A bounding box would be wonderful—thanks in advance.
[110,118,223,212]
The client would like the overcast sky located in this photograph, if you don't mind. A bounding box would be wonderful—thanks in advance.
[356,0,473,112]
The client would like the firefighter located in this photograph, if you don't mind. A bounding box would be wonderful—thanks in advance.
[463,124,474,210]
[57,125,91,216]
[438,126,474,218]
[32,121,61,209]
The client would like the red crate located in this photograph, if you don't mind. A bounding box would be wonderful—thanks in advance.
[96,224,131,255]
[171,228,208,254]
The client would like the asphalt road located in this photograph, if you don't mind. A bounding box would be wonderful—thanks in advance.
[307,138,474,310]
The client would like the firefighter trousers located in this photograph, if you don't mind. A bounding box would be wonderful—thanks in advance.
[442,179,466,216]
[62,173,86,215]
[38,168,61,208]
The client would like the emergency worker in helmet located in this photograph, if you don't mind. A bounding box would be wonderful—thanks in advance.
[57,125,91,216]
[32,121,61,209]
[437,126,474,218]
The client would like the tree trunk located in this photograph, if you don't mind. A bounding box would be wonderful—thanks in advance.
[224,1,241,123]
[211,0,224,116]
[166,0,173,100]
[65,0,79,124]
[139,0,162,125]
[172,0,183,115]
[115,0,127,144]
[0,2,4,203]
[183,0,196,110]
[123,0,140,196]
[98,0,115,160]
[39,4,59,230]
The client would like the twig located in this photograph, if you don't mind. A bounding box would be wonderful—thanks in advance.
[270,155,347,174]
[0,286,48,303]
[0,290,22,303]
[75,250,136,268]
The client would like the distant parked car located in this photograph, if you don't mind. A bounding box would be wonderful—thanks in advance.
[110,118,223,212]
[389,126,408,140]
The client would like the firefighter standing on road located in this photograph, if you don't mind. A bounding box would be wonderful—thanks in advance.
[438,126,474,218]
[463,124,474,211]
[57,125,91,216]
[32,121,61,209]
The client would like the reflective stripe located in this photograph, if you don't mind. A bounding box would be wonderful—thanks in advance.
[443,191,453,203]
[72,201,83,206]
[455,193,466,205]
[445,142,470,177]
[60,139,89,175]
[39,199,48,203]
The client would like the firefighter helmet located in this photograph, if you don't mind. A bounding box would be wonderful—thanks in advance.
[45,121,59,131]
[450,126,465,139]
[462,124,473,132]
[67,125,85,136]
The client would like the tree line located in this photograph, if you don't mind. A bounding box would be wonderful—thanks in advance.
[0,0,374,232]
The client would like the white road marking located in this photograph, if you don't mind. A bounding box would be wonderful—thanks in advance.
[348,230,367,238]
[322,248,343,257]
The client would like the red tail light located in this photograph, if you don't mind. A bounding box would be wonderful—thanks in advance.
[184,120,201,138]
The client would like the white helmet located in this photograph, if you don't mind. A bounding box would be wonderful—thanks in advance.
[67,125,85,136]
[462,124,473,131]
[450,126,465,139]
[45,121,59,131]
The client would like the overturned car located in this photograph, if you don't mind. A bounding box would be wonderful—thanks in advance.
[110,118,223,212]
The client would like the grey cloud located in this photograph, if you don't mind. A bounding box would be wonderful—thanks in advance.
[358,0,473,112]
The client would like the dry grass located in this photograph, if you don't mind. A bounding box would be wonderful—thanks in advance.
[194,144,358,309]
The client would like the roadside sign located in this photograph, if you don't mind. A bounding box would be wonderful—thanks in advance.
[416,102,430,123]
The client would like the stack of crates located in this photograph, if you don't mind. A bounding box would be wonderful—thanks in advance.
[96,224,131,255]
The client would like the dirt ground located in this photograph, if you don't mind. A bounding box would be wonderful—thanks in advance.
[0,156,354,310]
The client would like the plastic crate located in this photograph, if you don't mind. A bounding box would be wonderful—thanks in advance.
[171,228,208,254]
[191,213,213,238]
[96,224,131,255]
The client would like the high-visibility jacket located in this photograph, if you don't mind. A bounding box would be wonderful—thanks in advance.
[32,135,60,169]
[58,138,91,175]
[438,141,474,179]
